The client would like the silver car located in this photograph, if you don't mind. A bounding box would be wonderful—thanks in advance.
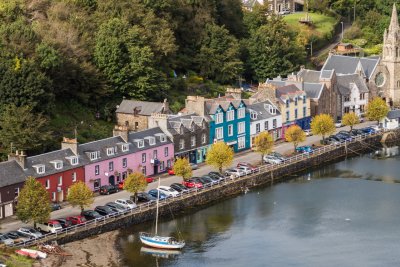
[17,227,43,239]
[225,168,246,178]
[0,233,14,245]
[263,155,283,164]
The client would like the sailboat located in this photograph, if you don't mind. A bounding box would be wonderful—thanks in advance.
[139,178,185,249]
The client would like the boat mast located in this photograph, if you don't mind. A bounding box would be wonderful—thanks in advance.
[155,177,160,235]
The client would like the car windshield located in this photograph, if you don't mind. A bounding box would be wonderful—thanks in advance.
[126,200,134,204]
[52,222,62,228]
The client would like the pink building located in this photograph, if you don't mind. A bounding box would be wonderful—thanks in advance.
[62,127,174,192]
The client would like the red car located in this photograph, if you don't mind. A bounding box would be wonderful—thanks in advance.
[146,177,154,183]
[167,168,175,175]
[119,177,154,190]
[237,162,259,173]
[66,215,87,225]
[182,178,203,188]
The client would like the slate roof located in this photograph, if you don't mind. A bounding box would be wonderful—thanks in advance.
[336,74,369,95]
[0,161,26,188]
[297,69,321,83]
[303,83,324,99]
[387,110,400,119]
[247,100,281,121]
[167,113,207,136]
[204,99,245,114]
[322,54,379,79]
[116,100,167,115]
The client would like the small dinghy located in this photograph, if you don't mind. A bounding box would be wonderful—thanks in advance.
[16,249,47,259]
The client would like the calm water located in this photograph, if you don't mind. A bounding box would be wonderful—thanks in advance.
[118,146,400,267]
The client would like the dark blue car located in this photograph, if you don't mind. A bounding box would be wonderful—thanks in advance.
[148,189,168,200]
[360,127,376,134]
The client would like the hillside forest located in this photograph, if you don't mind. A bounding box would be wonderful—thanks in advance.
[0,0,396,157]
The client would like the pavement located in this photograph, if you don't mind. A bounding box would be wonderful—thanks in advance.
[0,121,375,233]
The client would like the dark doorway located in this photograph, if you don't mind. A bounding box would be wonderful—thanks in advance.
[109,175,115,185]
[153,165,158,175]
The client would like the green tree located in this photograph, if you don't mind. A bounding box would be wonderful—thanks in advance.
[365,97,389,124]
[253,132,274,164]
[342,112,360,131]
[206,141,234,173]
[123,172,148,203]
[16,176,51,228]
[247,15,306,81]
[197,23,243,84]
[67,181,94,212]
[173,157,193,180]
[285,125,306,152]
[311,114,336,143]
[0,105,52,153]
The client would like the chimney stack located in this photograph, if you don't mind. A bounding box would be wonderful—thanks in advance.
[113,125,129,142]
[8,150,27,169]
[162,99,170,113]
[61,137,79,155]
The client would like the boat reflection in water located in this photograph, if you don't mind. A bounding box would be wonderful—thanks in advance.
[140,246,181,259]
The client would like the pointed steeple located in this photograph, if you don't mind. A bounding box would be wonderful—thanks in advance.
[389,3,399,32]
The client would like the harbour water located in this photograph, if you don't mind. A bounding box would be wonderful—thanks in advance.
[118,146,400,267]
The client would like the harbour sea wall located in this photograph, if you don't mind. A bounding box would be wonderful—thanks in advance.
[23,130,398,246]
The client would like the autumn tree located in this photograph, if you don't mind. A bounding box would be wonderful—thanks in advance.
[342,112,360,131]
[311,114,336,143]
[173,157,192,181]
[365,97,389,124]
[67,181,94,212]
[253,132,274,164]
[16,177,51,228]
[206,142,234,173]
[124,172,148,203]
[285,125,306,152]
[0,104,52,154]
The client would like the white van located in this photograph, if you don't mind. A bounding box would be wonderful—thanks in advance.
[36,220,63,233]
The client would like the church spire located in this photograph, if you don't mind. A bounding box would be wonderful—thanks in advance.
[389,3,399,32]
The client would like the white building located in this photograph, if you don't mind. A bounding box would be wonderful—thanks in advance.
[337,74,369,118]
[247,100,282,146]
[381,110,400,130]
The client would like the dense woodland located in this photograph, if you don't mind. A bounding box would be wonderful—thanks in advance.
[0,0,396,157]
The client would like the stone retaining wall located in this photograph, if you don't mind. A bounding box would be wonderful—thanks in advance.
[36,132,393,246]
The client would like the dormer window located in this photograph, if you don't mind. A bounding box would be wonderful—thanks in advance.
[106,147,115,156]
[66,156,79,165]
[160,135,166,142]
[145,136,156,146]
[50,160,63,170]
[134,139,145,148]
[251,112,257,120]
[121,143,129,152]
[33,164,45,174]
[89,151,100,161]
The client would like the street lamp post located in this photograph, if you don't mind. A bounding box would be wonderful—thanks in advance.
[341,22,344,42]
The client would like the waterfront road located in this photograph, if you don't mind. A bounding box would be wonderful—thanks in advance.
[0,122,375,233]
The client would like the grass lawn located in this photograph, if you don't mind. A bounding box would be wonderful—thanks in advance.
[283,12,338,38]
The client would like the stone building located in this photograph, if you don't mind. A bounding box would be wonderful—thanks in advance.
[115,99,170,132]
[148,113,210,164]
[242,0,298,13]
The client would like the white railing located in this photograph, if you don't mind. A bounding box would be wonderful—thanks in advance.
[10,129,386,248]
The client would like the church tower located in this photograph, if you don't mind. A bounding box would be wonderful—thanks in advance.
[381,3,400,104]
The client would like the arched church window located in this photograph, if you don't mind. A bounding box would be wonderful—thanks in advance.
[397,80,400,88]
[396,47,399,58]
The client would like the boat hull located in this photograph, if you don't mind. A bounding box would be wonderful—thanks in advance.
[139,233,185,249]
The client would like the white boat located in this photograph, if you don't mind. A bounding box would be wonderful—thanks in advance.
[16,248,47,259]
[139,178,185,250]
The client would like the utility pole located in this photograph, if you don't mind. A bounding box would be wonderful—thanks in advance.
[341,22,344,41]
[353,0,356,22]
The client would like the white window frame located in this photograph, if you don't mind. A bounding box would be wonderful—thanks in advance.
[46,179,50,189]
[216,127,223,139]
[72,172,77,182]
[160,161,165,171]
[109,161,114,171]
[121,144,129,152]
[122,158,127,168]
[15,187,20,197]
[256,123,260,133]
[142,153,146,163]
[273,119,277,129]
[160,135,167,142]
[238,107,245,119]
[51,160,63,170]
[265,121,269,130]
[90,151,100,161]
[153,150,158,159]
[95,165,100,175]
[135,140,145,148]
[202,133,206,144]
[238,136,245,149]
[164,147,169,157]
[179,139,185,150]
[71,157,78,165]
[52,192,56,201]
[238,122,245,134]
[106,147,115,156]
[251,112,257,120]
[228,124,233,136]
[142,166,147,176]
[58,176,62,186]
[227,110,234,121]
[191,136,196,147]
[215,113,223,124]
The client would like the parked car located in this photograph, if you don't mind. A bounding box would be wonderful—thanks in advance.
[66,215,87,225]
[36,220,63,233]
[335,120,342,128]
[170,183,189,193]
[51,203,62,211]
[157,186,180,197]
[5,231,32,243]
[81,210,103,220]
[17,227,43,239]
[0,233,14,245]
[204,174,222,183]
[208,172,224,179]
[270,152,287,161]
[369,125,381,132]
[279,8,291,15]
[224,168,245,178]
[199,176,215,185]
[99,185,119,195]
[325,136,341,145]
[115,199,137,210]
[237,162,258,173]
[360,127,376,134]
[182,178,204,188]
[148,189,168,200]
[167,167,175,175]
[296,146,314,154]
[106,202,129,213]
[237,166,253,175]
[304,129,313,136]
[190,163,199,170]
[350,129,363,136]
[133,192,157,203]
[336,133,352,141]
[146,177,155,183]
[263,155,283,164]
[118,181,125,190]
[95,206,118,217]
[54,218,72,229]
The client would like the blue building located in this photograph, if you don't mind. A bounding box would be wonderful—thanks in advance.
[185,93,251,152]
